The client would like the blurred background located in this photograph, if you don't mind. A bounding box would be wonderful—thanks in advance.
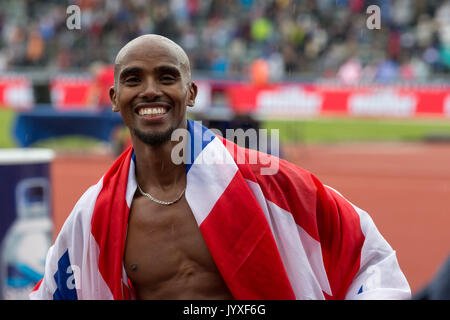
[0,0,449,299]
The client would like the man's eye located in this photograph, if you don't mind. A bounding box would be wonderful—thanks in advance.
[160,75,176,83]
[125,77,140,83]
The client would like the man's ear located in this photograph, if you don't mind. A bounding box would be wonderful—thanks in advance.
[187,81,198,108]
[109,86,119,112]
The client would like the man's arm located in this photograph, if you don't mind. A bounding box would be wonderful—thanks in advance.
[343,205,411,299]
[321,184,411,299]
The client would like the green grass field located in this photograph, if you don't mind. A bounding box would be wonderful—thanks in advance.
[2,108,450,149]
[263,118,450,143]
[0,108,106,150]
[0,108,16,148]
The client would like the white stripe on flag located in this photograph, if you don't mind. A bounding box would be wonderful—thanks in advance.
[186,137,238,226]
[126,158,137,208]
[325,185,411,299]
[246,180,332,299]
[66,178,114,299]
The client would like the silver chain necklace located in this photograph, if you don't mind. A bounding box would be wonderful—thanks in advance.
[136,181,185,206]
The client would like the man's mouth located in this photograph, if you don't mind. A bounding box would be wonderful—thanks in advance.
[135,104,169,118]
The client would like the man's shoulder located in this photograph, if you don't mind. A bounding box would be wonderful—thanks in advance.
[73,179,104,212]
[59,179,104,235]
[218,135,313,178]
[222,141,319,199]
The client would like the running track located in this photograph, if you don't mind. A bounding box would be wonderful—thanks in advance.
[51,142,450,295]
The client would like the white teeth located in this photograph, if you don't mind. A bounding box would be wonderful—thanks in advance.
[138,107,166,116]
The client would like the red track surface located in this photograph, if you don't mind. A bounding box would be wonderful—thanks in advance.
[51,142,450,295]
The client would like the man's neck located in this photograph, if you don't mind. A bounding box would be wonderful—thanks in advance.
[133,137,186,191]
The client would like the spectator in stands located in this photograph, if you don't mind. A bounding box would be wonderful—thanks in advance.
[0,0,449,80]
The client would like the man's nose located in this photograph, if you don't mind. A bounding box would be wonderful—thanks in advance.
[138,78,163,100]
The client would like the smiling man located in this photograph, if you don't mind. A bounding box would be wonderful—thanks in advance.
[109,34,232,299]
[30,34,411,300]
[111,35,195,147]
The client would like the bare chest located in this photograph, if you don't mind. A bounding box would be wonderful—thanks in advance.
[124,194,232,299]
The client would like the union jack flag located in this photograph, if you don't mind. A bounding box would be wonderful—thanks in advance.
[30,120,410,300]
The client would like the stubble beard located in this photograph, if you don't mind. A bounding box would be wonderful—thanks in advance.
[133,126,175,147]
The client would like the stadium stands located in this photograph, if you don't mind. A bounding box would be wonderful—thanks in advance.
[0,0,449,82]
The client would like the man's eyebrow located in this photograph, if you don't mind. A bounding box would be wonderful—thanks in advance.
[154,65,181,76]
[118,65,182,80]
[118,66,142,80]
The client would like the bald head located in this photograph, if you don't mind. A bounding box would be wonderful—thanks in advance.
[114,34,191,86]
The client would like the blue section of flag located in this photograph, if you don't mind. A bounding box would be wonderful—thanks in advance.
[185,120,216,174]
[358,285,363,294]
[53,250,78,300]
[130,120,216,174]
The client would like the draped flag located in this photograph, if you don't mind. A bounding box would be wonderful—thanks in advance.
[30,120,411,300]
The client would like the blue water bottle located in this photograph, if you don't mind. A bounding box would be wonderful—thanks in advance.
[1,177,52,299]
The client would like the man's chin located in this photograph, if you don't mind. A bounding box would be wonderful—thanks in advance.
[133,128,174,146]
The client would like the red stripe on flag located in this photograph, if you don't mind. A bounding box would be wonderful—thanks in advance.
[91,147,133,300]
[312,179,364,299]
[199,171,295,299]
[31,278,43,292]
[219,137,365,299]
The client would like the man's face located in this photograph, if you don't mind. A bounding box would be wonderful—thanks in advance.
[110,40,196,146]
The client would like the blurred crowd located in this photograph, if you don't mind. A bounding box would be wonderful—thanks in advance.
[0,0,450,83]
